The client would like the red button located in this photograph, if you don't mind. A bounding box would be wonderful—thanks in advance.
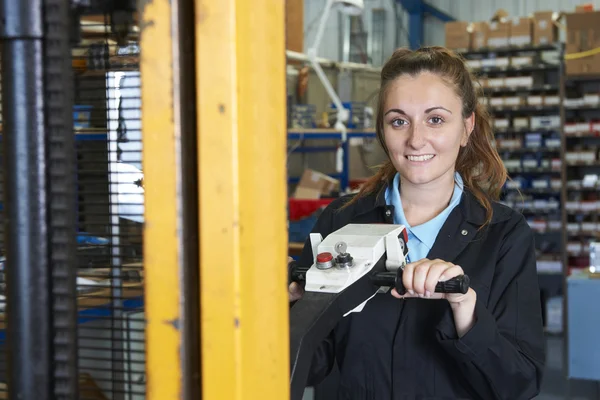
[317,252,333,263]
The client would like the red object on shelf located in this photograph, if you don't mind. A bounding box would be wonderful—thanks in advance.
[288,198,334,221]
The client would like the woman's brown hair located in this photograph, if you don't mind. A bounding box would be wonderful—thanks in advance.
[347,46,507,227]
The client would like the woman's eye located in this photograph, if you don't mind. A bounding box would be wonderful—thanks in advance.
[391,118,407,127]
[428,116,444,125]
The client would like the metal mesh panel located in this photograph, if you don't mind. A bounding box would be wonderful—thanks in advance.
[73,10,144,399]
[0,42,6,398]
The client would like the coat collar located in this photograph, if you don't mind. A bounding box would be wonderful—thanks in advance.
[352,180,510,228]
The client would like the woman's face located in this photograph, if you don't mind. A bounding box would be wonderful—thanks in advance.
[383,72,474,187]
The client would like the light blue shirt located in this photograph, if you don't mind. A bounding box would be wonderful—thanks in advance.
[384,172,464,263]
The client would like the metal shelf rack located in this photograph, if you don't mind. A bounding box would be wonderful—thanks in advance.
[287,128,376,192]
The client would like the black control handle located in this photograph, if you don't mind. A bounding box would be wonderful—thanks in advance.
[288,261,309,285]
[394,268,470,296]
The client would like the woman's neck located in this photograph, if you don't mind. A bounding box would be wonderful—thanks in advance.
[400,170,456,227]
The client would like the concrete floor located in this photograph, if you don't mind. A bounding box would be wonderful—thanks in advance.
[303,336,600,400]
[535,336,600,400]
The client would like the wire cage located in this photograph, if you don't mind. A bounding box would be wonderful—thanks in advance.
[0,1,145,398]
[73,8,145,400]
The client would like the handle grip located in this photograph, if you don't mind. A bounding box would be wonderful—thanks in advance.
[395,269,470,296]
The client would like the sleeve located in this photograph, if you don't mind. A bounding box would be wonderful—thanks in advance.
[435,216,546,400]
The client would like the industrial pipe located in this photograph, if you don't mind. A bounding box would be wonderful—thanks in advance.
[0,0,51,398]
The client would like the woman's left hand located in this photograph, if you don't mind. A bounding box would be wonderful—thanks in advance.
[391,258,475,305]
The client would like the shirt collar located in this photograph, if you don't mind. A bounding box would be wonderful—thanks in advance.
[385,172,464,249]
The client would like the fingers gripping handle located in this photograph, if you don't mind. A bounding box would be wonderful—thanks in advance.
[394,269,470,295]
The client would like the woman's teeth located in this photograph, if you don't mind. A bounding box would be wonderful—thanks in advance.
[406,155,434,162]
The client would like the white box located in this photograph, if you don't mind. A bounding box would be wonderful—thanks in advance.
[544,95,560,105]
[545,138,561,148]
[513,117,529,129]
[530,115,561,130]
[490,97,505,107]
[488,78,505,87]
[581,151,597,162]
[529,220,547,231]
[565,98,585,108]
[564,123,578,134]
[567,242,583,253]
[584,94,600,106]
[523,159,539,168]
[494,118,510,129]
[582,222,597,232]
[494,57,510,68]
[511,56,533,66]
[566,152,579,162]
[481,58,497,69]
[533,199,549,209]
[551,159,562,169]
[504,96,522,106]
[506,179,522,189]
[504,159,521,169]
[567,223,580,232]
[548,220,562,230]
[581,201,598,212]
[577,122,591,133]
[532,179,549,188]
[505,76,533,87]
[566,201,580,211]
[527,96,543,106]
[466,60,482,69]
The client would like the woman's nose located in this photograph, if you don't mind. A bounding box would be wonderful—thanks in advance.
[407,125,426,149]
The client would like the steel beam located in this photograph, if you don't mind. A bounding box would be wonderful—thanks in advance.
[195,1,289,399]
[397,0,455,49]
[140,0,193,398]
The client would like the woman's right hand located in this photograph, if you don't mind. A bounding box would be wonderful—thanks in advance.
[288,256,304,302]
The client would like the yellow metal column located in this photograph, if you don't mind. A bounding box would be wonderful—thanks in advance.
[196,1,289,399]
[139,0,183,399]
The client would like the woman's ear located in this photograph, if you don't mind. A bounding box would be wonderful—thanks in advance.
[461,112,475,147]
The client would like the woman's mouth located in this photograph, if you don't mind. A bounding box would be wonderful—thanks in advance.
[406,154,435,162]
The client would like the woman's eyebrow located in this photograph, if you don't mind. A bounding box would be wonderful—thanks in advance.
[425,106,452,114]
[384,106,452,116]
[384,108,406,116]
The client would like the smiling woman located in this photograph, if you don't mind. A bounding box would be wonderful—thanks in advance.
[291,46,546,400]
[349,47,506,228]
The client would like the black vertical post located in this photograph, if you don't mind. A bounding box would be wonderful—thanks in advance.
[0,0,51,399]
[44,0,79,398]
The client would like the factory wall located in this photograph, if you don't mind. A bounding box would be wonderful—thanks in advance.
[426,0,600,47]
[296,0,600,187]
[304,0,409,63]
[304,0,600,65]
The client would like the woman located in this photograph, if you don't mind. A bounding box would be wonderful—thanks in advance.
[289,47,545,400]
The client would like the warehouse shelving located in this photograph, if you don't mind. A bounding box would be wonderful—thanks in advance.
[287,128,376,191]
[562,74,600,270]
[459,43,566,332]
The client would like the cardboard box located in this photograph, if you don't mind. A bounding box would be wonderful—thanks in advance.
[566,11,600,75]
[286,0,304,53]
[445,21,471,50]
[533,11,559,45]
[293,169,340,199]
[510,17,532,46]
[471,22,489,49]
[576,4,594,13]
[487,21,511,48]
